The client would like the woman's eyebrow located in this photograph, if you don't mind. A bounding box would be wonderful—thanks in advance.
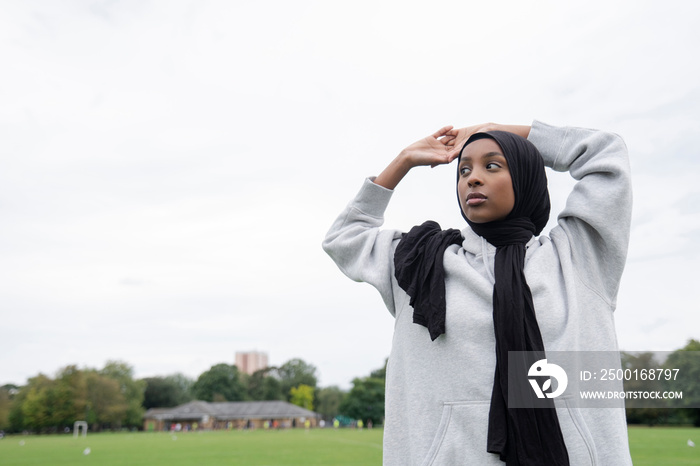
[460,151,505,163]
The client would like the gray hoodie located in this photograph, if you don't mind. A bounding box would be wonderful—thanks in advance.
[323,121,633,465]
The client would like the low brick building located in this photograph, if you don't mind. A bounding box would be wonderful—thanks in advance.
[143,400,318,431]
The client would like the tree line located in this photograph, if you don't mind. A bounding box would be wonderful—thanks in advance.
[0,357,386,434]
[3,339,696,434]
[621,339,700,427]
[1,362,145,433]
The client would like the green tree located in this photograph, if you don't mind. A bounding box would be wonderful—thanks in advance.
[8,365,139,432]
[142,374,194,409]
[142,377,180,409]
[52,365,88,429]
[85,371,127,430]
[663,339,700,426]
[277,359,318,400]
[0,384,20,431]
[1,384,20,395]
[0,388,10,430]
[192,364,247,402]
[164,373,195,403]
[20,374,56,432]
[247,368,284,401]
[621,352,667,425]
[339,376,385,426]
[290,384,314,411]
[316,386,346,421]
[8,385,29,432]
[100,361,146,428]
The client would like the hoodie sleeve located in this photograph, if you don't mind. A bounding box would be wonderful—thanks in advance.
[527,120,632,307]
[322,178,404,316]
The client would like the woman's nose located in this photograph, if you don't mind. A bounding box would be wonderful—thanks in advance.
[468,172,483,187]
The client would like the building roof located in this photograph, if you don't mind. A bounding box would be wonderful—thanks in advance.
[144,400,317,421]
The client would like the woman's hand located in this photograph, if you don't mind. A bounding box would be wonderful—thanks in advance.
[444,123,497,153]
[374,126,460,190]
[398,125,461,168]
[445,123,531,152]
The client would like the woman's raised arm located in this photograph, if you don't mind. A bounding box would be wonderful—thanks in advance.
[373,123,530,191]
[373,126,459,190]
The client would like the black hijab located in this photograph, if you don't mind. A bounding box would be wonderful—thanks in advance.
[393,131,569,465]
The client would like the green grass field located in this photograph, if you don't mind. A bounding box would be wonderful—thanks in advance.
[0,429,382,466]
[0,427,698,465]
[628,426,700,465]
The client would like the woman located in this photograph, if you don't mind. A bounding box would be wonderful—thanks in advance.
[323,121,633,465]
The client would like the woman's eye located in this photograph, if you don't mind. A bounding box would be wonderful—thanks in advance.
[460,167,471,176]
[486,162,500,170]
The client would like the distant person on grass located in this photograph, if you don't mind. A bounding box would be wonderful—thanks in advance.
[323,121,633,465]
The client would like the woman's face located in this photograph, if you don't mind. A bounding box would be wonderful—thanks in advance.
[458,138,515,223]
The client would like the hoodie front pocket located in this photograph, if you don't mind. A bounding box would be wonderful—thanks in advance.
[421,399,597,466]
[421,401,502,466]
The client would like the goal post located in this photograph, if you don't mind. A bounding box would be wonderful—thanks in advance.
[73,421,88,438]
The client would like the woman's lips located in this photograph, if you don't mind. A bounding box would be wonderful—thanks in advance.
[466,193,487,206]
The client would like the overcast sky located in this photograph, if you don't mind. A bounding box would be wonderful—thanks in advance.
[1,0,699,390]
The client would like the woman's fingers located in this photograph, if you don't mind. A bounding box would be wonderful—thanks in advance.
[431,126,454,139]
[438,135,456,147]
